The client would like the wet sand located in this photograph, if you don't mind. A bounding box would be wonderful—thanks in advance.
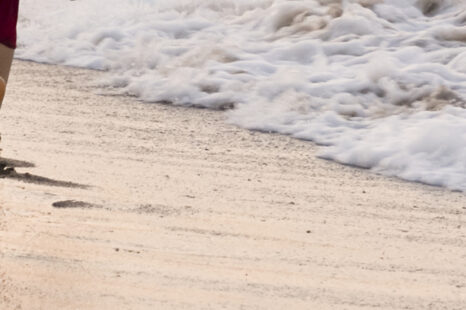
[1,60,465,309]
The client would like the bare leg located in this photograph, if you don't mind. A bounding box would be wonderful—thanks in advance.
[0,77,5,108]
[0,43,14,107]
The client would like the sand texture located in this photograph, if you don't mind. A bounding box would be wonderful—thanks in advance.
[1,61,465,309]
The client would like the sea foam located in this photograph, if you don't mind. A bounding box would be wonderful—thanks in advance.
[17,0,466,190]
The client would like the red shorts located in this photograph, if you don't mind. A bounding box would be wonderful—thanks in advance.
[0,0,19,49]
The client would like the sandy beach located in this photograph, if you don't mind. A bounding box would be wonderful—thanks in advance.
[0,60,465,309]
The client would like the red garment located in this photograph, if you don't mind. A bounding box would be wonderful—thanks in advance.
[0,0,19,49]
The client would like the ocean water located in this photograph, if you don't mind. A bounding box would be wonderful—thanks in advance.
[17,0,466,190]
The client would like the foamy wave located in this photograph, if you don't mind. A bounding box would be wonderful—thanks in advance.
[17,0,466,190]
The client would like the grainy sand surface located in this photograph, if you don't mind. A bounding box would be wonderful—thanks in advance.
[1,61,465,309]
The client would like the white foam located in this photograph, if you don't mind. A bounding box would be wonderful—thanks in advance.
[17,0,466,191]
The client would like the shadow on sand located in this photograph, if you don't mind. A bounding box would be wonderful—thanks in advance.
[0,156,88,189]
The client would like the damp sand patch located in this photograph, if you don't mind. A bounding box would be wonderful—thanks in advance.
[52,200,103,209]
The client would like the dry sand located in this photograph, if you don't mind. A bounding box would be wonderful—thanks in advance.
[0,60,465,309]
